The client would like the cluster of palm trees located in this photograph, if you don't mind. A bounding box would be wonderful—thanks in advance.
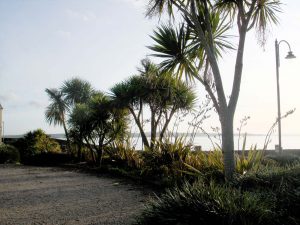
[47,0,282,179]
[45,60,196,166]
[45,78,95,159]
[112,59,196,149]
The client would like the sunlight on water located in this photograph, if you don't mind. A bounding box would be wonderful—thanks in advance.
[130,134,300,151]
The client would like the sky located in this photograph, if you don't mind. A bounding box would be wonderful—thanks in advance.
[0,0,299,137]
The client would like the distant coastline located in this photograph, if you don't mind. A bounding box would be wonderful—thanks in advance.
[4,132,300,139]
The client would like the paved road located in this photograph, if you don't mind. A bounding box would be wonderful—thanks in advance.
[0,165,151,225]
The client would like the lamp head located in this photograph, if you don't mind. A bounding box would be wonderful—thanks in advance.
[285,51,296,59]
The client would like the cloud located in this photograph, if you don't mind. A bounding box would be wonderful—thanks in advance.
[0,92,19,102]
[118,0,145,9]
[55,30,71,39]
[66,9,97,22]
[28,101,45,109]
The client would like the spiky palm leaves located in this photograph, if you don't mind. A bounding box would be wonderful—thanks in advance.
[45,88,68,126]
[111,59,196,149]
[45,78,96,155]
[68,92,128,165]
[61,77,94,106]
[45,88,71,152]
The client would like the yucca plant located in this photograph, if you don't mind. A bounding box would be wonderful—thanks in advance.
[235,136,264,175]
[141,137,192,179]
[109,140,143,169]
[183,148,224,176]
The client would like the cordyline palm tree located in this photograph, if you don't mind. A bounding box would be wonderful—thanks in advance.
[68,103,95,162]
[111,59,196,150]
[45,88,71,153]
[146,0,281,180]
[69,92,128,166]
[61,77,95,106]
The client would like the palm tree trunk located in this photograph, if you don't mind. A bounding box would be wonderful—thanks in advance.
[84,137,96,163]
[129,108,150,148]
[62,119,71,154]
[150,109,156,150]
[159,109,176,141]
[97,146,103,167]
[77,142,82,161]
[220,111,235,180]
[221,25,247,180]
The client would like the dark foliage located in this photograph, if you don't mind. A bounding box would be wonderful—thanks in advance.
[136,180,277,225]
[14,129,62,164]
[23,152,73,166]
[0,144,20,163]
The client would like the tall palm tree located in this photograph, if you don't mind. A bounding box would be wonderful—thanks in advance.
[146,0,281,180]
[45,88,71,153]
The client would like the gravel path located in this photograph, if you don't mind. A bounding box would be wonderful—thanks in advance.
[0,165,152,225]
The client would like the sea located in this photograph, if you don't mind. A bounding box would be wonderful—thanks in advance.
[129,134,300,151]
[10,133,298,151]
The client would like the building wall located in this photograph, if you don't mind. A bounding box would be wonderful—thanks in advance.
[0,108,2,144]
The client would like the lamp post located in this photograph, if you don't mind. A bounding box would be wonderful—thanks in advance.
[275,39,296,153]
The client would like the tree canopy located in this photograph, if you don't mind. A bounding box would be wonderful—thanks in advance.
[111,59,196,149]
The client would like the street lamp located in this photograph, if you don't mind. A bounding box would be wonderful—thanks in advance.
[275,39,296,153]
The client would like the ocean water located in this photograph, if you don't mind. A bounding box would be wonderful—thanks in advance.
[44,133,300,151]
[130,134,300,151]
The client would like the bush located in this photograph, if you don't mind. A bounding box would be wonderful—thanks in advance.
[235,147,264,175]
[236,163,300,191]
[107,141,143,169]
[136,180,277,225]
[235,163,300,223]
[140,138,191,185]
[265,152,300,166]
[136,162,300,225]
[15,129,62,163]
[0,144,20,163]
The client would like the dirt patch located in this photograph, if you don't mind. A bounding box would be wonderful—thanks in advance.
[0,164,152,225]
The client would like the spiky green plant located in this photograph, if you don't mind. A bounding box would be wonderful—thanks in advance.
[141,137,192,179]
[235,136,264,175]
[136,180,277,225]
[108,140,143,169]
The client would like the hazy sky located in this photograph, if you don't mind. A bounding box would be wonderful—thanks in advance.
[0,0,299,136]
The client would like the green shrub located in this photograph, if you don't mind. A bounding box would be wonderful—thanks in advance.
[107,141,143,169]
[141,138,191,180]
[265,152,300,166]
[0,144,20,163]
[236,163,300,191]
[136,180,277,225]
[235,163,300,223]
[15,129,62,163]
[235,147,264,175]
[185,148,224,172]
